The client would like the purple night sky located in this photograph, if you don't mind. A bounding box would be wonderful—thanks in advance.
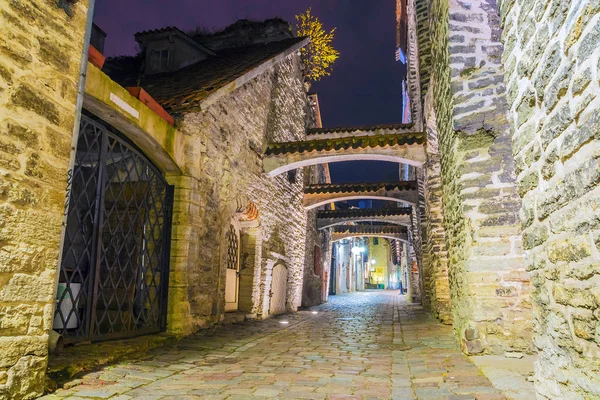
[93,0,406,184]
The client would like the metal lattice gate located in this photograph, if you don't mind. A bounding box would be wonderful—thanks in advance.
[54,114,173,343]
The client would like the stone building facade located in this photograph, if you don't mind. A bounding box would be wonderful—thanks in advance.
[162,49,314,330]
[0,11,331,398]
[409,0,533,355]
[2,1,600,399]
[499,1,600,397]
[406,0,600,397]
[0,1,91,398]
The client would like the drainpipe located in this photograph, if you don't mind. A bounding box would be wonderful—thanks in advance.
[50,0,96,348]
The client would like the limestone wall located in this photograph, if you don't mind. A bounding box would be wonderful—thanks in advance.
[422,0,532,354]
[500,0,600,397]
[407,0,452,321]
[0,1,90,398]
[174,54,310,331]
[422,89,452,324]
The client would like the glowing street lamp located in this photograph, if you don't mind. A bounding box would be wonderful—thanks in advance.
[370,259,376,265]
[351,246,365,255]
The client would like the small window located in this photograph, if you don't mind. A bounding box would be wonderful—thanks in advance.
[151,49,170,72]
[287,170,297,184]
[374,238,379,246]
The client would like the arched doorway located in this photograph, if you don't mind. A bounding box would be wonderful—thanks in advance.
[224,222,241,312]
[54,113,174,343]
[269,264,288,315]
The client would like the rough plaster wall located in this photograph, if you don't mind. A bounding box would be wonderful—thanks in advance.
[425,0,532,354]
[0,1,89,398]
[500,0,600,397]
[176,54,309,331]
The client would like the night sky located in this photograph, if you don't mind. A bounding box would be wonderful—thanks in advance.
[93,0,406,185]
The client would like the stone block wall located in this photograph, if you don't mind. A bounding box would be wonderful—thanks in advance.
[500,0,600,397]
[415,0,431,100]
[407,0,452,321]
[422,0,532,354]
[422,90,452,324]
[302,207,332,308]
[174,54,310,332]
[0,1,89,398]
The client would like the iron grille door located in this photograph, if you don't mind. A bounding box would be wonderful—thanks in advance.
[226,225,239,271]
[55,114,173,343]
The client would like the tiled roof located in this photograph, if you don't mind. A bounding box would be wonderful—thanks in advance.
[134,26,185,38]
[332,225,408,235]
[106,37,306,114]
[305,181,418,195]
[317,207,412,219]
[265,132,425,156]
[307,123,414,135]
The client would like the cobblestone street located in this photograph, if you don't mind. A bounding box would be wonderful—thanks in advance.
[42,291,518,400]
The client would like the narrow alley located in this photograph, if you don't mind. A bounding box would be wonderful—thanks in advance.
[41,291,532,400]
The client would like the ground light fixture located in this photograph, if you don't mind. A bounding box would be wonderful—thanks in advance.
[312,311,318,314]
[279,320,289,324]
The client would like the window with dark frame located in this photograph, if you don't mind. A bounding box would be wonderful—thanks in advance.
[151,49,170,72]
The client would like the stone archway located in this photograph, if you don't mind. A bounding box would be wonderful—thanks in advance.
[224,201,262,315]
[263,130,426,177]
[304,181,419,210]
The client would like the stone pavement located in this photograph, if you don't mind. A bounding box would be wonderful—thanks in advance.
[41,291,523,400]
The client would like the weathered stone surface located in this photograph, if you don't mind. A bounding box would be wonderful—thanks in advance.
[0,1,90,399]
[500,0,600,396]
[42,292,518,400]
[168,53,321,332]
[421,0,531,356]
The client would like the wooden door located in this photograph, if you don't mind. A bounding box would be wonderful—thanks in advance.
[225,224,240,312]
[269,264,287,315]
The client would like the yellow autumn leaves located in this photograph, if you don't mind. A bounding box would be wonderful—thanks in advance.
[295,8,340,82]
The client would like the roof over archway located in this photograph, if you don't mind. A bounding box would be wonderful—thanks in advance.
[306,123,414,139]
[317,207,412,229]
[263,129,426,176]
[303,181,418,210]
[331,225,409,242]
